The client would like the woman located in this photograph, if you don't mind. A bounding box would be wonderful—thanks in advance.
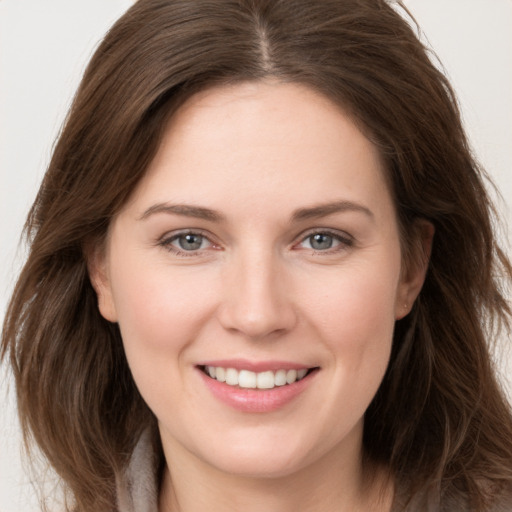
[2,0,512,511]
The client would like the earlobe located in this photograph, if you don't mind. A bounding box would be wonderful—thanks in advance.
[395,220,434,319]
[86,242,118,323]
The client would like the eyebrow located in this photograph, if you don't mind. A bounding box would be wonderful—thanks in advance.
[139,203,225,222]
[139,200,374,223]
[291,200,374,222]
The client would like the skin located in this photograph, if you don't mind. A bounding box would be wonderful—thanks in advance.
[90,81,431,512]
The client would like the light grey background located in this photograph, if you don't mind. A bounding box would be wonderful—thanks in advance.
[1,1,511,511]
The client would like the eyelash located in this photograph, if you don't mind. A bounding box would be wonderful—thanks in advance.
[158,230,216,257]
[157,229,354,257]
[296,229,354,254]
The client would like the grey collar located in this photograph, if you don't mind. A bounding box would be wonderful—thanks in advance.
[116,429,159,512]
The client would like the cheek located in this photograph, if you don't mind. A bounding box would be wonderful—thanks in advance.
[108,251,218,357]
[306,260,399,340]
[302,259,399,388]
[107,257,221,411]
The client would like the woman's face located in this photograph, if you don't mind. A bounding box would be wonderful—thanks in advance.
[92,82,426,478]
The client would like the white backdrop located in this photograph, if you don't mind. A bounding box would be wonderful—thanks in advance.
[1,1,511,511]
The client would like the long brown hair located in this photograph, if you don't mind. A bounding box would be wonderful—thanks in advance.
[2,0,512,510]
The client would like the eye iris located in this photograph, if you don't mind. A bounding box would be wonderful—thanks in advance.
[178,234,203,250]
[310,233,333,250]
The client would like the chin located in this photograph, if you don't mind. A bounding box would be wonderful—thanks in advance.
[203,450,308,479]
[190,427,331,480]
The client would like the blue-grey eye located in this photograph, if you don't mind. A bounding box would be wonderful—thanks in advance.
[175,233,205,251]
[298,231,351,252]
[308,233,335,250]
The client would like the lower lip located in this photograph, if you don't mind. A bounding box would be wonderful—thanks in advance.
[198,368,317,413]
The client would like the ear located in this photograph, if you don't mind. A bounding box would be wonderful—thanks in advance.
[395,219,434,320]
[85,241,118,323]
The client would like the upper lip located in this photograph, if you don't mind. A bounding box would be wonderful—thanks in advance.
[196,359,316,372]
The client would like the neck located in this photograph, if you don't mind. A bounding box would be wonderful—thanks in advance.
[158,426,394,512]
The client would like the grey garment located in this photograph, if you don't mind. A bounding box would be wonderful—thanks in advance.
[116,429,159,512]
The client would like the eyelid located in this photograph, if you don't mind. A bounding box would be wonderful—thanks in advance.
[293,228,354,252]
[157,228,220,256]
[156,227,354,256]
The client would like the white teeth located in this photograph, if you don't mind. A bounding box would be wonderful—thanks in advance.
[225,368,238,386]
[274,369,287,386]
[215,367,226,382]
[204,366,311,389]
[257,371,274,389]
[286,369,297,384]
[297,368,308,380]
[238,370,257,389]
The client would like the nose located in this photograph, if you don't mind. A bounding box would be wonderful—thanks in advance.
[217,249,297,340]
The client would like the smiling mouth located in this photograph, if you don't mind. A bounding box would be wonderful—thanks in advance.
[199,365,318,390]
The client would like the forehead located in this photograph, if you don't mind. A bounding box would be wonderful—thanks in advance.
[125,81,394,223]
